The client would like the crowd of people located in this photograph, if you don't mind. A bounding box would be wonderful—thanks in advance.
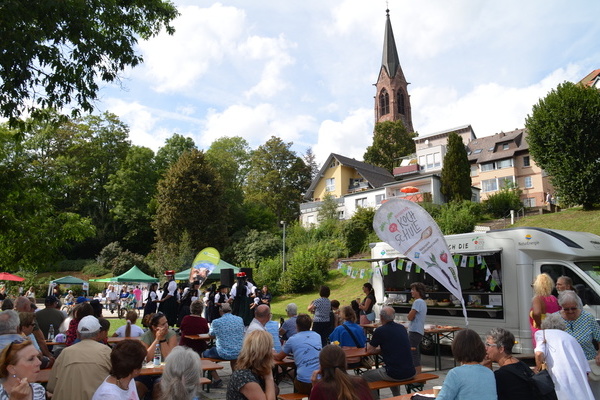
[1,271,599,400]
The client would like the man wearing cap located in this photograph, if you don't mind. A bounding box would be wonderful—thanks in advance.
[203,303,244,388]
[47,315,111,399]
[158,270,178,326]
[35,295,66,339]
[279,303,298,342]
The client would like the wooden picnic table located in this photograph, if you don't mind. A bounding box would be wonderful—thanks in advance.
[184,333,211,341]
[386,388,435,399]
[273,357,296,384]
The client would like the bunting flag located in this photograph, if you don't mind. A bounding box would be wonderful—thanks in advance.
[405,261,413,273]
[453,254,460,265]
[397,259,404,271]
[373,198,468,325]
[391,259,397,272]
[337,261,343,270]
[485,268,492,280]
[490,275,498,291]
[481,258,488,270]
[359,269,365,279]
[382,265,389,276]
[468,256,475,268]
[346,266,353,277]
[476,255,482,265]
[366,269,373,279]
[460,256,468,268]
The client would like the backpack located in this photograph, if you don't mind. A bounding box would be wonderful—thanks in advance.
[505,361,558,400]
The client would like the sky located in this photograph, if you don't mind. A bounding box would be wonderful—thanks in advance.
[97,0,600,167]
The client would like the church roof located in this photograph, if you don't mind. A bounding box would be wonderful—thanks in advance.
[382,9,400,78]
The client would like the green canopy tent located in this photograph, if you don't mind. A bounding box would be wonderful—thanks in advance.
[174,259,240,281]
[90,265,158,283]
[47,275,89,296]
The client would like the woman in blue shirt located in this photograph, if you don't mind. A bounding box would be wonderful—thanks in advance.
[329,306,367,367]
[436,328,497,400]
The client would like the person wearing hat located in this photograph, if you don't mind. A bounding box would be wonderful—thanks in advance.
[64,290,75,306]
[211,284,230,321]
[229,272,255,326]
[158,270,178,326]
[47,315,112,399]
[177,280,201,326]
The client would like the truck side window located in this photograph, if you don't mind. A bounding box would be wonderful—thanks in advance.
[541,264,600,306]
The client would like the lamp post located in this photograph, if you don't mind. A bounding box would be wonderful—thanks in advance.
[281,220,286,272]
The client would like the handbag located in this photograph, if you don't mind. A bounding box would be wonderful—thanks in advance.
[531,330,558,400]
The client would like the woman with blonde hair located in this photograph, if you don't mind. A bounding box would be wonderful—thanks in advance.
[309,344,373,400]
[0,338,45,399]
[160,346,202,400]
[529,273,560,346]
[226,329,276,400]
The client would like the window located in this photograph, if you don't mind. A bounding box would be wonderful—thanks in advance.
[481,163,494,172]
[482,179,498,192]
[337,211,345,219]
[433,152,441,168]
[499,176,514,188]
[502,143,509,150]
[497,159,513,169]
[523,156,530,167]
[379,89,390,116]
[523,198,536,207]
[419,155,425,170]
[524,176,532,188]
[397,91,405,115]
[541,263,600,305]
[426,154,434,169]
[473,149,482,154]
[355,198,367,208]
[375,194,385,204]
[325,178,335,192]
[470,165,478,177]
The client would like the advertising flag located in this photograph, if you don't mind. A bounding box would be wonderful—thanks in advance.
[190,247,220,286]
[373,198,468,324]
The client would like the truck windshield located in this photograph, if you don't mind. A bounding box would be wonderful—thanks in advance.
[575,262,600,285]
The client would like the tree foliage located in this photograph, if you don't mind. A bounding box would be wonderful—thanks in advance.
[232,230,281,269]
[440,132,472,202]
[363,120,416,172]
[483,184,523,218]
[0,0,179,125]
[318,193,340,222]
[155,133,196,177]
[525,82,600,210]
[245,136,312,223]
[152,149,229,262]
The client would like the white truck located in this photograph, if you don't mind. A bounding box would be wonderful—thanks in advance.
[371,227,600,354]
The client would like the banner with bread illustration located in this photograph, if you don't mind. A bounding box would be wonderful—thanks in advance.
[373,198,468,325]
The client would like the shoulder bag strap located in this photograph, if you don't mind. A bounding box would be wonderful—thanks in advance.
[342,324,363,348]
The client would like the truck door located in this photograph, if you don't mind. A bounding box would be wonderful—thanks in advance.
[539,261,600,319]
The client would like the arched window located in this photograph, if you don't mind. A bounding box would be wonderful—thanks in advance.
[379,89,390,116]
[397,91,405,115]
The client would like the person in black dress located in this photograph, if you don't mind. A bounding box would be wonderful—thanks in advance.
[158,271,178,326]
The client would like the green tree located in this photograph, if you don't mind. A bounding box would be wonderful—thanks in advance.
[483,184,523,218]
[245,136,312,223]
[0,0,179,125]
[205,137,251,233]
[152,149,229,264]
[363,121,416,172]
[440,132,472,202]
[232,230,280,269]
[155,133,197,177]
[303,147,320,179]
[525,82,600,210]
[317,193,340,222]
[106,145,158,254]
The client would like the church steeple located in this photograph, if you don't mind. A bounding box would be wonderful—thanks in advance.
[374,9,414,132]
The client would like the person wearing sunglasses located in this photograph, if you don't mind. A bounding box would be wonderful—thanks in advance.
[0,338,46,399]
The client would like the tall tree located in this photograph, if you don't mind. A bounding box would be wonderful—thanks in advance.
[106,145,158,254]
[245,136,312,223]
[0,122,95,270]
[205,136,252,235]
[364,121,416,172]
[0,0,178,125]
[526,82,600,210]
[155,133,197,177]
[152,149,229,262]
[303,147,320,179]
[440,132,472,202]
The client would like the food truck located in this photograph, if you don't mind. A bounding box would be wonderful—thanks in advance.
[371,227,600,353]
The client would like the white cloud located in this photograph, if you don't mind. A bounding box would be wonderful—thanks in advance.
[313,108,373,166]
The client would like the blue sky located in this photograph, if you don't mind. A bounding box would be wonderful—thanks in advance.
[98,0,600,166]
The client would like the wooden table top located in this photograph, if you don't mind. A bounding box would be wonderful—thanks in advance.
[386,389,435,399]
[183,333,211,340]
[107,336,142,343]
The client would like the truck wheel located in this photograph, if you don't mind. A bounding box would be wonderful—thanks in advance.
[420,333,435,355]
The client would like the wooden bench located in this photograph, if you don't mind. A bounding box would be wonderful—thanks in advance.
[278,393,307,400]
[367,372,438,394]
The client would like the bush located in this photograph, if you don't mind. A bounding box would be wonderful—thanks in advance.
[254,258,283,295]
[279,242,331,293]
[436,201,483,234]
[50,259,92,272]
[82,262,110,277]
[484,185,523,218]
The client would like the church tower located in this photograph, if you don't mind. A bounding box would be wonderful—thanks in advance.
[374,9,414,132]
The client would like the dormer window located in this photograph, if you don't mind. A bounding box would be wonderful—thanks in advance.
[502,143,509,150]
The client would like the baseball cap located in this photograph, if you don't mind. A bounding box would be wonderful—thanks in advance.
[78,316,101,333]
[76,296,87,304]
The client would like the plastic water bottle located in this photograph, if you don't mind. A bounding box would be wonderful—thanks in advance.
[153,343,161,366]
[47,324,55,341]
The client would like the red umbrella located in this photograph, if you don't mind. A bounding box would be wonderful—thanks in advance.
[0,272,25,282]
[400,186,419,193]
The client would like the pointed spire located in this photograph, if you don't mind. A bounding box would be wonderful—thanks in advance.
[382,8,400,78]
